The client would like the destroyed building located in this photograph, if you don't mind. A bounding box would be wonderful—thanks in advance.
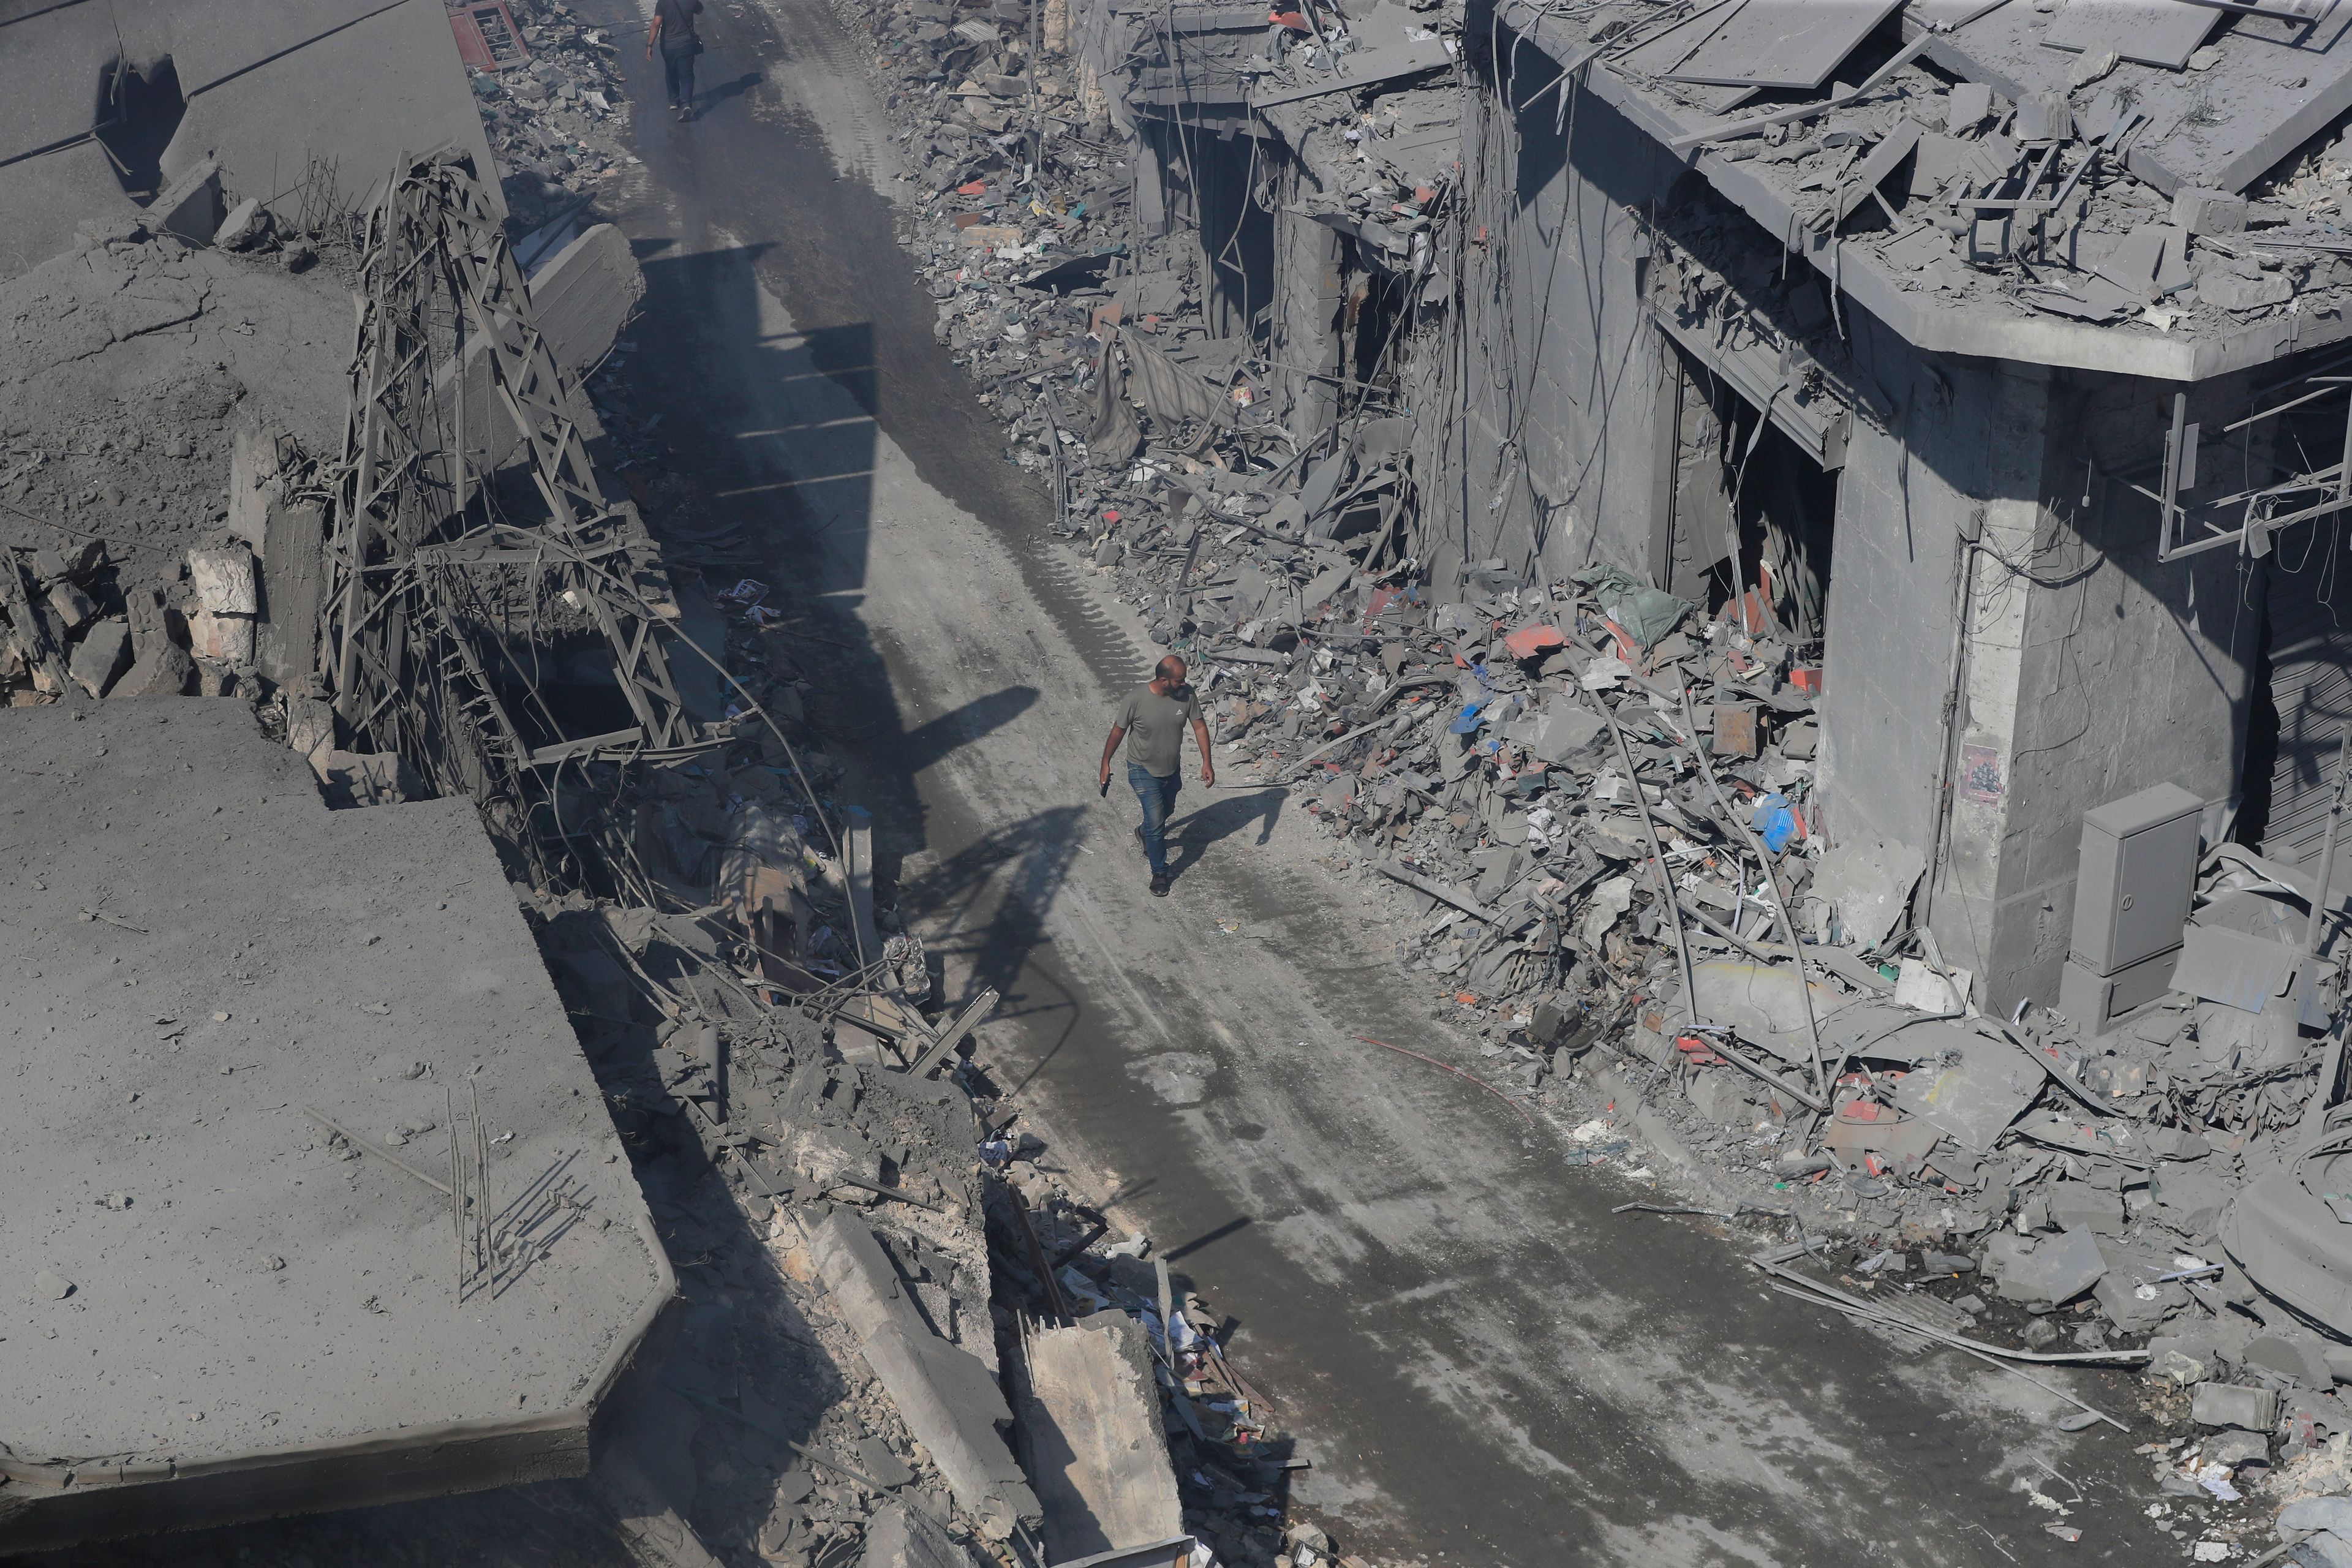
[837,0,2352,1554]
[48,0,2352,1557]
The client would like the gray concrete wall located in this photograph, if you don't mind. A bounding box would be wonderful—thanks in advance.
[1269,173,1343,442]
[1941,371,2260,1008]
[1814,328,2010,871]
[1459,40,1682,587]
[0,0,498,284]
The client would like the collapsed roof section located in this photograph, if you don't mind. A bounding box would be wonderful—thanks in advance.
[0,0,500,284]
[1501,0,2352,380]
[1078,0,1461,276]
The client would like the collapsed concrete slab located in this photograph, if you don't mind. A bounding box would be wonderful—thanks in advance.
[803,1209,1041,1542]
[1017,1317,1183,1563]
[0,699,674,1553]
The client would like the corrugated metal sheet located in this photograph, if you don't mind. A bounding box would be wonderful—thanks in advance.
[2262,549,2352,865]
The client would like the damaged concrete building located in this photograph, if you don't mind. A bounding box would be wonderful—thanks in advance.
[1036,0,2352,1014]
[870,0,2352,1529]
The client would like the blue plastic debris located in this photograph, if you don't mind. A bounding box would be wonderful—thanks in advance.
[1449,702,1488,735]
[1751,793,1798,853]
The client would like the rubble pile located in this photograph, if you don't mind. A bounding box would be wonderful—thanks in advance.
[1570,0,2352,335]
[982,1119,1349,1568]
[828,6,2352,1553]
[832,0,1460,707]
[464,0,642,240]
[536,889,1026,1562]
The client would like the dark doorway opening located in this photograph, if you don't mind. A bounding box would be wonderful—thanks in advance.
[1655,342,1839,659]
[96,56,186,202]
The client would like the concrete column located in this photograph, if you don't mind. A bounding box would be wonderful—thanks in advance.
[1270,194,1342,439]
[1822,345,2259,1013]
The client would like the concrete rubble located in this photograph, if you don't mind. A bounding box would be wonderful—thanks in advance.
[799,0,2352,1556]
[42,0,2352,1555]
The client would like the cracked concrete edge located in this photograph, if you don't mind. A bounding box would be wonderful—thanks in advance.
[0,1208,679,1556]
[1502,7,2342,384]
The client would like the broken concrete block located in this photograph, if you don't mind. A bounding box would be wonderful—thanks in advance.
[2173,187,2249,237]
[151,160,224,246]
[2206,1430,2269,1468]
[2192,1382,2280,1431]
[188,545,260,666]
[2144,1338,2212,1386]
[2197,268,2295,311]
[2015,93,2071,143]
[69,620,131,698]
[45,578,96,633]
[189,608,256,666]
[258,500,328,687]
[2244,1335,2334,1389]
[114,640,193,698]
[1687,1071,1760,1126]
[189,546,258,617]
[1530,695,1606,764]
[214,197,265,252]
[2046,1182,2125,1232]
[1988,1226,2106,1305]
[1894,956,1971,1013]
[1018,1316,1182,1562]
[286,695,337,777]
[227,428,285,554]
[958,224,1023,249]
[2093,1266,2188,1333]
[803,1210,1040,1538]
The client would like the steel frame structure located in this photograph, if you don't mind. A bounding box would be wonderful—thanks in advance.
[320,149,705,873]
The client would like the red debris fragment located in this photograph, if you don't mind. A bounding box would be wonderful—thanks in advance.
[956,179,988,195]
[1502,622,1565,662]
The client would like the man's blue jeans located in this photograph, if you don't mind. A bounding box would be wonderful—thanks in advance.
[663,43,698,107]
[1129,764,1181,878]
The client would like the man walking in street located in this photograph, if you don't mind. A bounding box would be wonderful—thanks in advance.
[646,0,704,121]
[1098,655,1213,897]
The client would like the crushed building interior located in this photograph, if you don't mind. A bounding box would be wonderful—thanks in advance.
[32,0,2352,1562]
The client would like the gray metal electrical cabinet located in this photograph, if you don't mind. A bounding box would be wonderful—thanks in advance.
[2070,783,2205,975]
[2060,782,2204,1035]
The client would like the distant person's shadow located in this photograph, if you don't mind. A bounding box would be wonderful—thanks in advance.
[1165,788,1285,880]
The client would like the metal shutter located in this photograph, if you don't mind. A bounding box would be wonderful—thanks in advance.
[2262,548,2352,865]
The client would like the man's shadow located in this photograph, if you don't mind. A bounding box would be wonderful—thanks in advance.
[686,72,763,118]
[1164,788,1286,880]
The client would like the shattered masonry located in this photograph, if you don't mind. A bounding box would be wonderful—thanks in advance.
[43,0,2352,1562]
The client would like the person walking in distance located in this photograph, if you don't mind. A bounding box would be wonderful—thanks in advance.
[647,0,704,121]
[1098,655,1213,897]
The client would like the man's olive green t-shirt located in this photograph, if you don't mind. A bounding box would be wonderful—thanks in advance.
[1115,684,1203,778]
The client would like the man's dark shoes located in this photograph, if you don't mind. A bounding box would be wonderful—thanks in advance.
[1149,873,1170,897]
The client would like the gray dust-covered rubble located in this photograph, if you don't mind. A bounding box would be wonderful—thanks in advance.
[0,226,348,586]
